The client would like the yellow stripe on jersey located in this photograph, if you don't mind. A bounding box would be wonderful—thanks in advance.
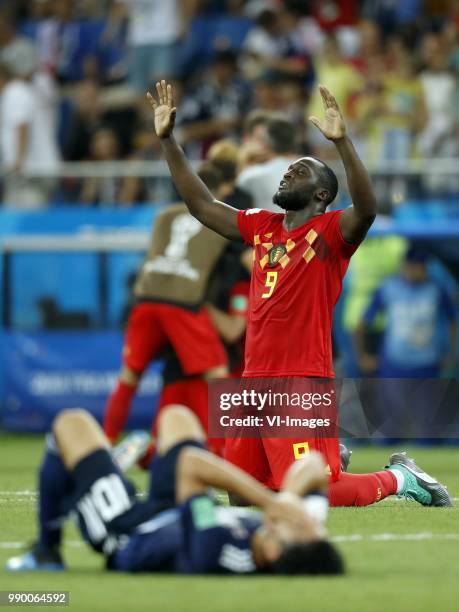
[303,229,318,264]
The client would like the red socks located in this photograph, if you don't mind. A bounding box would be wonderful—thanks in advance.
[103,380,137,443]
[329,471,397,507]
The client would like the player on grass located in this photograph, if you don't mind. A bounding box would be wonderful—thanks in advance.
[146,81,452,507]
[6,405,344,575]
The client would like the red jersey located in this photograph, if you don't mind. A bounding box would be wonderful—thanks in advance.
[237,208,359,377]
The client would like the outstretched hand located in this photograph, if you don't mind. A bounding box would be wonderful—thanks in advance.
[309,85,346,141]
[147,80,177,139]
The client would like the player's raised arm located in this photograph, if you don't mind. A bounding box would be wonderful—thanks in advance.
[147,81,241,240]
[309,85,377,244]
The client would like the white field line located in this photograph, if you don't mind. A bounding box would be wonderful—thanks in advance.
[0,541,84,549]
[2,533,459,551]
[0,491,147,497]
[0,491,37,496]
[2,492,458,500]
[333,532,459,543]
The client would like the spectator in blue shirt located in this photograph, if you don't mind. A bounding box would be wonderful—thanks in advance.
[356,245,457,378]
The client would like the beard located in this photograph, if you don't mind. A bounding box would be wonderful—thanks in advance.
[272,185,314,211]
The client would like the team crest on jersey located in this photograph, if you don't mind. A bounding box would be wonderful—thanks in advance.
[268,243,286,267]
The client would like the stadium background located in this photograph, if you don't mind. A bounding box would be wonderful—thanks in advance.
[0,0,458,434]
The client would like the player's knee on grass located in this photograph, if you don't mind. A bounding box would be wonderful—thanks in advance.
[156,404,206,456]
[120,365,141,386]
[52,409,108,470]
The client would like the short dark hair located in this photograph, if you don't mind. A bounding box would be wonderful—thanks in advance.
[257,9,278,28]
[265,118,296,154]
[270,540,345,575]
[197,162,224,192]
[313,158,339,204]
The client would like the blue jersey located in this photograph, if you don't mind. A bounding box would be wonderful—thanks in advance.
[69,448,261,573]
[364,276,456,368]
[114,495,262,574]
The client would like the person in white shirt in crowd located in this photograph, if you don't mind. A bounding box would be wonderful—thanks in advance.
[418,33,458,158]
[242,5,322,83]
[417,32,458,194]
[0,40,60,208]
[119,0,197,94]
[236,115,298,213]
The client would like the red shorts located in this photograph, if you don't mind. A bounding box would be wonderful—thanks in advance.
[123,302,227,375]
[154,377,224,456]
[224,436,341,490]
[157,378,208,428]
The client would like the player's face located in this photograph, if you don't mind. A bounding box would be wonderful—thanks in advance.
[273,158,320,211]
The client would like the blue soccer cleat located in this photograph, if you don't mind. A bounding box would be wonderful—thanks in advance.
[5,544,65,572]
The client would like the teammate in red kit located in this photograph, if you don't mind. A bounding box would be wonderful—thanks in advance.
[147,81,451,508]
[103,164,229,445]
[149,252,251,462]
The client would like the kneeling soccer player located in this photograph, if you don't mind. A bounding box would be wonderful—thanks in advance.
[6,405,344,575]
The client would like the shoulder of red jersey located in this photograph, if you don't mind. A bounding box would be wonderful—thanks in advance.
[316,208,360,259]
[237,208,283,245]
[241,208,283,219]
[316,209,344,223]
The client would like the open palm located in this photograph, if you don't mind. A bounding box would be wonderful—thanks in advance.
[147,80,177,139]
[309,85,346,141]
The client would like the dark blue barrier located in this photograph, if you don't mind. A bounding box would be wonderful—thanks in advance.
[0,330,163,432]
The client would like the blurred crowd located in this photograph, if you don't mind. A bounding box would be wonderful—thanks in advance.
[0,0,458,208]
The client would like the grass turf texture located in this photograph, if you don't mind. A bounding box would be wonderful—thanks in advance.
[1,433,458,612]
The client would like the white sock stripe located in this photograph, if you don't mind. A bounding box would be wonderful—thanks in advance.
[390,469,406,494]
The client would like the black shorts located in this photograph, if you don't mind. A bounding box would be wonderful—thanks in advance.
[67,449,157,556]
[148,439,205,511]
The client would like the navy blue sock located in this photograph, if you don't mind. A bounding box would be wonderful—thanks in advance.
[37,434,74,549]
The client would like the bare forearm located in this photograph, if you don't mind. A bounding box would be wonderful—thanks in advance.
[181,449,274,509]
[150,82,240,238]
[335,136,377,219]
[206,304,246,344]
[160,135,214,215]
[282,453,327,497]
[159,135,240,238]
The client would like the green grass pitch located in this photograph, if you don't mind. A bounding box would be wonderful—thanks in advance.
[1,433,458,612]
